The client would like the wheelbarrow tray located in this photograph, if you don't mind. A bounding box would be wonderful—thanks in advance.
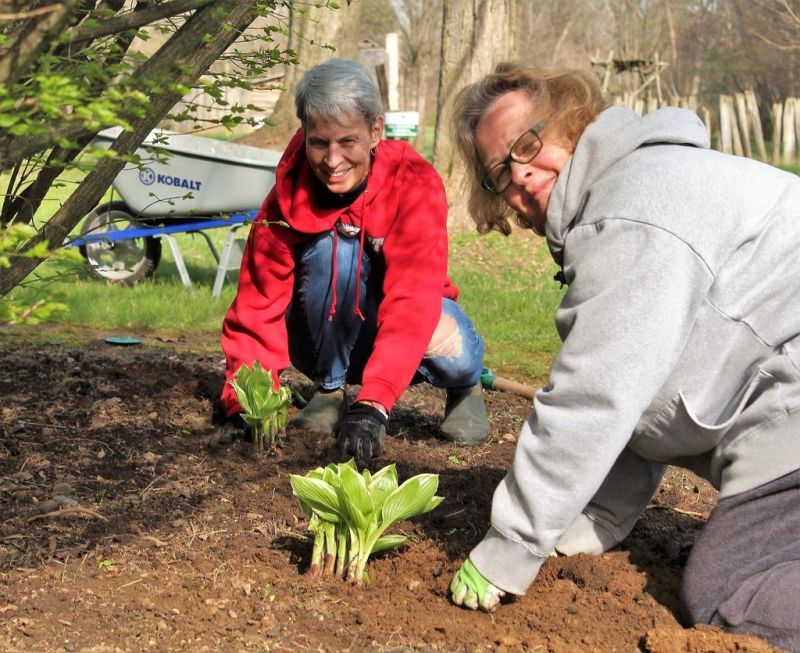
[92,127,282,218]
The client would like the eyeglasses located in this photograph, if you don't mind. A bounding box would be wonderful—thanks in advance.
[481,121,546,194]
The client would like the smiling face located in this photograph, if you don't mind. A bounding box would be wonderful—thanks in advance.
[304,112,384,194]
[475,89,572,233]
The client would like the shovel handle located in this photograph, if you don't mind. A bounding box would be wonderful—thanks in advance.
[489,376,536,401]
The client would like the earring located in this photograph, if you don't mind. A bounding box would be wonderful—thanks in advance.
[370,143,379,156]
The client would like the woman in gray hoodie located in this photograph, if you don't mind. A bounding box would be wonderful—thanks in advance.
[447,63,800,652]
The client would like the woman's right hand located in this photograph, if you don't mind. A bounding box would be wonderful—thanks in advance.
[450,559,506,612]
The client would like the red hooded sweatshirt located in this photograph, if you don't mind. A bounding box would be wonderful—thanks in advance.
[220,129,459,415]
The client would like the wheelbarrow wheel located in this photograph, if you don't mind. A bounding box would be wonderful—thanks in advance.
[79,201,161,285]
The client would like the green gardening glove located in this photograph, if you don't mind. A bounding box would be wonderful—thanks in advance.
[449,559,506,612]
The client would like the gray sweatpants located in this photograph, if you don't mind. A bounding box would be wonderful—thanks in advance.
[680,468,800,652]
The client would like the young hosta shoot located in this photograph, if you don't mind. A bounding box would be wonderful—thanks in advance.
[228,361,292,451]
[290,460,444,586]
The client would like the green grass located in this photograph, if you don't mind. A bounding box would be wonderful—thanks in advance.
[4,162,244,333]
[8,231,564,387]
[9,228,241,331]
[449,230,564,384]
[8,225,564,385]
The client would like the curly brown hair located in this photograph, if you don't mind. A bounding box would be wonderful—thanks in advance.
[451,63,606,235]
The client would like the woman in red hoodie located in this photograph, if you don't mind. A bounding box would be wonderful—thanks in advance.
[217,58,489,463]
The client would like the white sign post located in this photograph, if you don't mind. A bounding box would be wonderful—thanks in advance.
[384,111,420,140]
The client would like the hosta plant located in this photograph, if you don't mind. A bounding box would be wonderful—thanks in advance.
[290,460,444,586]
[228,361,292,451]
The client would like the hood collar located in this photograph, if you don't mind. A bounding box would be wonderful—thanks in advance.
[545,106,710,259]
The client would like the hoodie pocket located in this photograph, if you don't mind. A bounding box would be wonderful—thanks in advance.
[630,372,767,462]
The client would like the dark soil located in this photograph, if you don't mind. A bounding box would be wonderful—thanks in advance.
[0,329,785,653]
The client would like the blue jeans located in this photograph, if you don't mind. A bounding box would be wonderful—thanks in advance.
[287,230,484,392]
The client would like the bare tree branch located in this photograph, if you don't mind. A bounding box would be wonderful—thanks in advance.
[67,0,215,43]
[0,0,81,86]
[0,2,62,21]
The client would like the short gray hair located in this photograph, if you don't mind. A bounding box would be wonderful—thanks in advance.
[295,58,383,127]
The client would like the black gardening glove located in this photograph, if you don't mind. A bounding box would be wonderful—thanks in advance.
[335,402,388,464]
[205,413,250,449]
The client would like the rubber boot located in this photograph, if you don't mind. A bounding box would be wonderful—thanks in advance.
[440,383,489,445]
[288,387,348,433]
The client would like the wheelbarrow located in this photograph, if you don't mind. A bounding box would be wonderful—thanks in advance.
[74,127,282,287]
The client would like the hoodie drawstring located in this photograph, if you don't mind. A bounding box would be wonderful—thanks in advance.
[353,219,367,321]
[328,230,339,321]
[328,191,369,322]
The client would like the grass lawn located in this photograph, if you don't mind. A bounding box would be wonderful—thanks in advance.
[7,221,564,386]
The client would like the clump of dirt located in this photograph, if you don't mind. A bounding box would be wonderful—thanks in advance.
[0,332,785,652]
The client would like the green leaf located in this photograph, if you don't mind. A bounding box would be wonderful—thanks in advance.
[297,496,314,518]
[369,463,397,486]
[423,495,445,512]
[338,458,358,473]
[368,464,398,512]
[0,113,20,128]
[289,475,341,523]
[371,534,408,553]
[322,465,341,489]
[339,464,373,513]
[228,378,252,414]
[336,465,373,530]
[380,474,441,526]
[292,464,444,584]
[306,467,325,481]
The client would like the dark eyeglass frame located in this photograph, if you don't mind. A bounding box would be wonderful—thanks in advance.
[481,120,547,194]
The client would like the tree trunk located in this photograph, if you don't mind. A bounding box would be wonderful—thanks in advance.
[0,0,261,297]
[237,2,363,149]
[433,0,518,231]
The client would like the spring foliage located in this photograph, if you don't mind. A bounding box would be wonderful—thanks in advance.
[228,360,292,451]
[0,1,349,300]
[290,460,444,585]
[0,222,79,323]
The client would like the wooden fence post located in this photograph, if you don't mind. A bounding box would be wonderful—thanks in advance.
[608,89,799,164]
[783,97,797,164]
[730,97,744,157]
[795,98,800,164]
[719,95,733,155]
[745,90,768,162]
[734,93,752,159]
[772,102,783,165]
[719,95,744,156]
[701,107,712,142]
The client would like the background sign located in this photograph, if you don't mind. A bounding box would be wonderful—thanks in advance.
[384,111,420,139]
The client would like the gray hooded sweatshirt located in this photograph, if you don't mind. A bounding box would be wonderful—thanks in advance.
[470,106,800,595]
